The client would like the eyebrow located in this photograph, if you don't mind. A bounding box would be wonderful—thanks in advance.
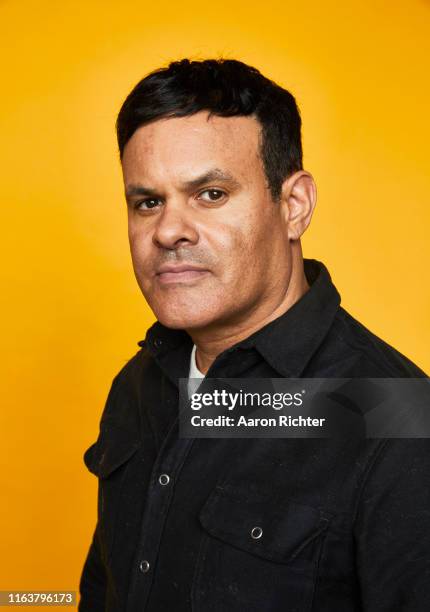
[125,168,241,199]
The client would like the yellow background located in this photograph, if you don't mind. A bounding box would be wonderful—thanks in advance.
[1,0,429,606]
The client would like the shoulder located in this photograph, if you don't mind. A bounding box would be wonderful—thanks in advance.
[309,306,427,377]
[328,307,427,377]
[108,341,159,399]
[95,342,157,424]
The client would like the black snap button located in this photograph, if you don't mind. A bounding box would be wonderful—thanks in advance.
[139,559,150,573]
[154,338,163,348]
[158,474,170,486]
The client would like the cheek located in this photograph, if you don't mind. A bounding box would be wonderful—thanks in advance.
[214,216,269,281]
[204,224,245,279]
[233,229,283,303]
[128,232,154,287]
[128,222,149,261]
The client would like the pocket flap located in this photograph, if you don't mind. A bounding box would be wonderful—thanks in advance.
[83,435,140,478]
[199,484,330,564]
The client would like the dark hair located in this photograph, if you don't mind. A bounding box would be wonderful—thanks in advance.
[116,58,303,201]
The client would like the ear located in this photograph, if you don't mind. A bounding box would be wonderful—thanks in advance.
[279,170,317,241]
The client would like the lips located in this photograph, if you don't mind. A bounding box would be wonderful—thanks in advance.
[155,264,209,284]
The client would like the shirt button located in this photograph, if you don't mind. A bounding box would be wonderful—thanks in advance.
[158,473,170,485]
[251,526,263,539]
[139,559,150,573]
[154,338,163,348]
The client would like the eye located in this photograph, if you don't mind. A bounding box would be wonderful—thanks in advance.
[134,198,162,211]
[197,189,226,203]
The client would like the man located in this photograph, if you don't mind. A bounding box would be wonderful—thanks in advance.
[79,58,429,611]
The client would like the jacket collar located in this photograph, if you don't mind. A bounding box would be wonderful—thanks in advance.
[240,258,341,376]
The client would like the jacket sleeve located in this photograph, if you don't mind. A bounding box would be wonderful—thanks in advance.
[354,439,430,611]
[78,522,107,611]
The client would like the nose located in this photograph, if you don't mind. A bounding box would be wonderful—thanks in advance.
[152,203,199,250]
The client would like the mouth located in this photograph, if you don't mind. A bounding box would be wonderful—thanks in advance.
[155,267,210,285]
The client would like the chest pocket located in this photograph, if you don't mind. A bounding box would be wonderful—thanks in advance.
[192,484,331,612]
[84,433,140,564]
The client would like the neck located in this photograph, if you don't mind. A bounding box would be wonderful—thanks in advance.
[188,249,309,375]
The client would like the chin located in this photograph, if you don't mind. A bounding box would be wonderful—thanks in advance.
[155,307,218,331]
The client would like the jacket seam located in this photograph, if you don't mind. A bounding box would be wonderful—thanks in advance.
[351,438,390,526]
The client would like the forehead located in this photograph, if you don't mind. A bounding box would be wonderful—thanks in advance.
[121,111,263,183]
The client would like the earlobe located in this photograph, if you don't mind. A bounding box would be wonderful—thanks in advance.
[281,171,317,241]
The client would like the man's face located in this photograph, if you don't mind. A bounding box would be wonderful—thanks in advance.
[121,111,291,330]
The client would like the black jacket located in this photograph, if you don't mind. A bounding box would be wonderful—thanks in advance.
[78,259,430,611]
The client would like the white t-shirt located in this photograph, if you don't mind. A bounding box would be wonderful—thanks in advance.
[187,344,205,397]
